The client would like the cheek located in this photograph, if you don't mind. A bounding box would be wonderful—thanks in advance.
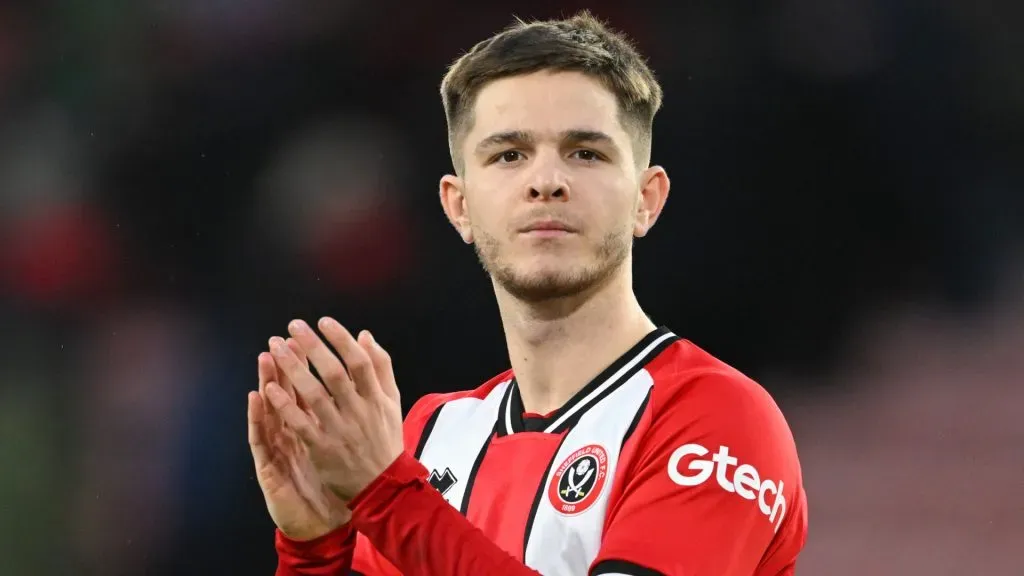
[466,184,516,230]
[465,196,507,237]
[580,172,636,222]
[594,194,637,234]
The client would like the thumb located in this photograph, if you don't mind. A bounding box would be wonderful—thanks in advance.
[247,391,271,466]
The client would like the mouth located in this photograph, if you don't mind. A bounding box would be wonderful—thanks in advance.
[519,220,578,237]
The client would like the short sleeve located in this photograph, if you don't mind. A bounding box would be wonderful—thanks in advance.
[590,373,808,576]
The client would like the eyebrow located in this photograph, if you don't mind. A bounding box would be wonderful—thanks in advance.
[473,129,618,155]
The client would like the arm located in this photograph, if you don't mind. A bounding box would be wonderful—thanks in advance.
[278,450,540,576]
[346,451,542,576]
[276,527,404,576]
[275,526,356,576]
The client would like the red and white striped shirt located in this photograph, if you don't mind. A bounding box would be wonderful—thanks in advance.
[275,327,808,575]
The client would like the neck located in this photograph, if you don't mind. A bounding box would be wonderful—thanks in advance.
[493,260,657,416]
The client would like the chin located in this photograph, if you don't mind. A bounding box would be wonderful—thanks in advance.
[475,237,628,303]
[500,274,593,303]
[515,257,589,282]
[496,261,609,303]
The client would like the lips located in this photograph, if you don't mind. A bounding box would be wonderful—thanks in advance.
[519,220,577,234]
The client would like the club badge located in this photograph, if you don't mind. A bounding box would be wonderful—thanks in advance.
[547,444,609,516]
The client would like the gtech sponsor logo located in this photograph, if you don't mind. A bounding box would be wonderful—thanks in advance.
[667,443,787,532]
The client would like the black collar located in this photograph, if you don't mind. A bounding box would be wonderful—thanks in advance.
[496,326,679,436]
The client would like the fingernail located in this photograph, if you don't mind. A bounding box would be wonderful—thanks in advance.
[289,319,308,334]
[319,317,339,331]
[270,337,287,356]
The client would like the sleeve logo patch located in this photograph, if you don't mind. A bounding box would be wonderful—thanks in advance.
[668,443,788,532]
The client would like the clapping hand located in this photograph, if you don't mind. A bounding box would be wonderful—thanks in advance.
[263,317,405,502]
[248,339,351,541]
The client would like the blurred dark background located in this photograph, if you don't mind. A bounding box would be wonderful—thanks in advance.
[0,1,1021,574]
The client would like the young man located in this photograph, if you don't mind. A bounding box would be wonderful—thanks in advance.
[247,11,808,576]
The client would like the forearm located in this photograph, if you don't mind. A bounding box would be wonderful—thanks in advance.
[349,452,541,576]
[275,524,356,576]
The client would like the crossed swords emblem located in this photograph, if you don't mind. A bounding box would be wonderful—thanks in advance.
[560,457,595,499]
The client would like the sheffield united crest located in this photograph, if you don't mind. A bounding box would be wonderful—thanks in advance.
[547,444,609,516]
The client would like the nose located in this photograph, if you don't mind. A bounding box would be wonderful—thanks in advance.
[525,156,571,202]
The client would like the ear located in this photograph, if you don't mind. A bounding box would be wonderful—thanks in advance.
[439,174,474,244]
[633,166,670,238]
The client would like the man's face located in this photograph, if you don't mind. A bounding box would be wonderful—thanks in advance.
[454,71,643,303]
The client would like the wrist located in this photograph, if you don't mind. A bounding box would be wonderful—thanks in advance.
[275,523,354,558]
[277,525,339,543]
[347,452,427,518]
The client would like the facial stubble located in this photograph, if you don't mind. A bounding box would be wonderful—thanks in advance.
[473,226,630,303]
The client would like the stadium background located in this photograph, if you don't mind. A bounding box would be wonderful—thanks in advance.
[0,1,1021,574]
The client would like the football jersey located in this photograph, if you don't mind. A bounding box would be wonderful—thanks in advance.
[276,327,808,576]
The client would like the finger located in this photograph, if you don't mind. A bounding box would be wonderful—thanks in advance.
[287,319,360,407]
[360,330,400,403]
[264,381,322,446]
[287,338,308,367]
[269,340,316,425]
[286,337,318,426]
[258,357,307,450]
[286,338,310,407]
[276,338,306,402]
[258,352,277,396]
[258,352,284,431]
[247,391,271,464]
[318,317,378,399]
[269,336,342,431]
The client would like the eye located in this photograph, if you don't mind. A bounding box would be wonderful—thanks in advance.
[572,149,601,162]
[496,150,524,163]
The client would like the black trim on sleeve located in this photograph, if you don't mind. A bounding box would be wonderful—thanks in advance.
[591,559,667,576]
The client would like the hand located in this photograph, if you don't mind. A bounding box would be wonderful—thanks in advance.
[263,317,404,502]
[248,339,352,541]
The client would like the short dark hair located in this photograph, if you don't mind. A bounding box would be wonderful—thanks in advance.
[440,11,663,172]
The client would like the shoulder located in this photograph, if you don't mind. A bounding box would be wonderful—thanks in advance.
[628,338,806,528]
[645,339,795,442]
[599,339,808,574]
